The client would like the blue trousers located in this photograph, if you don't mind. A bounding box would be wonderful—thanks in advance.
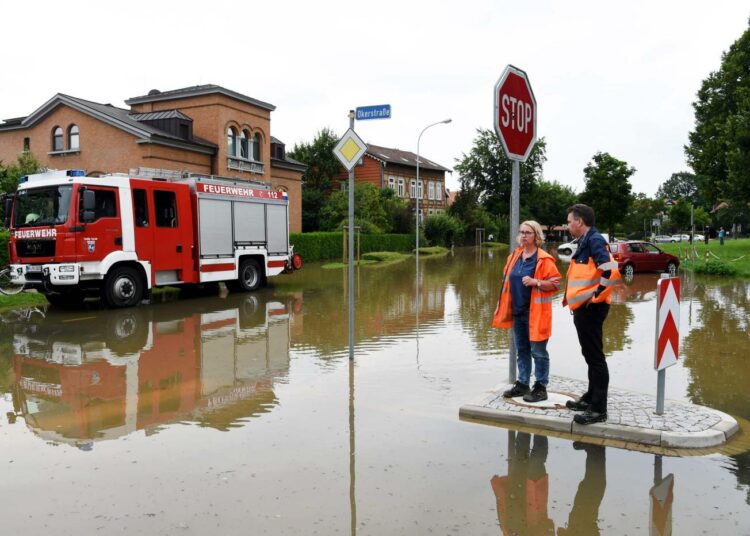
[512,313,550,387]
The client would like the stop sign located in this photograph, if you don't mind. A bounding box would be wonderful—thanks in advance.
[494,65,537,162]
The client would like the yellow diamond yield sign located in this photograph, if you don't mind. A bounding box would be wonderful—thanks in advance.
[334,128,367,171]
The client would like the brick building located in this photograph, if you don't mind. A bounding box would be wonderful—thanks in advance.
[337,144,451,222]
[0,85,305,231]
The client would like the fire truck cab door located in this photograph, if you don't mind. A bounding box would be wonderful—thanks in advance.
[76,186,122,261]
[145,185,194,285]
[133,182,195,285]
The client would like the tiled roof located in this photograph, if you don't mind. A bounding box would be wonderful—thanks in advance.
[125,84,275,111]
[365,143,450,172]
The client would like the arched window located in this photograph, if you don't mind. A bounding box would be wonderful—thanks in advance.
[252,133,261,161]
[52,126,63,151]
[240,130,250,159]
[68,125,79,150]
[227,127,238,157]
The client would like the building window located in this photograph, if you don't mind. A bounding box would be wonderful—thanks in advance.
[418,180,423,199]
[52,127,63,151]
[410,180,416,198]
[239,130,249,158]
[398,177,404,197]
[251,133,261,161]
[428,208,433,215]
[23,137,30,152]
[436,184,442,201]
[388,175,395,190]
[428,181,435,200]
[68,125,79,150]
[227,127,237,157]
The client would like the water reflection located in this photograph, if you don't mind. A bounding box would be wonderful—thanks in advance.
[2,293,291,449]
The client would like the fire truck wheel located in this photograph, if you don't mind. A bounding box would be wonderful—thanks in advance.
[102,266,143,308]
[234,259,263,292]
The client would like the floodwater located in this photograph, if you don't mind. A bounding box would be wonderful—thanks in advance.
[0,247,748,535]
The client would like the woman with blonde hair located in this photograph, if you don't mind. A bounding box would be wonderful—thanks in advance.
[492,220,561,402]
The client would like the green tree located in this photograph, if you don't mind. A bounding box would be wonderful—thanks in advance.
[0,151,41,195]
[686,19,750,210]
[655,172,701,205]
[288,128,340,231]
[447,188,501,245]
[424,213,462,247]
[622,193,667,239]
[667,199,711,233]
[319,183,391,233]
[453,128,546,218]
[579,152,635,238]
[527,179,578,236]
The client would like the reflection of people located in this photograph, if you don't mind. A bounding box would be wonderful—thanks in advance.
[563,205,621,424]
[557,442,607,536]
[493,221,562,402]
[719,227,725,245]
[491,432,554,536]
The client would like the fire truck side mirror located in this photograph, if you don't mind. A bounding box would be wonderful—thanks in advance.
[2,195,11,227]
[82,190,96,223]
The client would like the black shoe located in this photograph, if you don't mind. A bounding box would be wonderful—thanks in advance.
[565,399,590,411]
[573,410,607,425]
[503,381,530,398]
[523,384,548,402]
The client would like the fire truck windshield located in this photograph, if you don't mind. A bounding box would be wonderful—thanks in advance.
[13,185,73,228]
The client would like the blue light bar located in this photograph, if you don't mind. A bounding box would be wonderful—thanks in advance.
[19,176,28,183]
[66,169,85,177]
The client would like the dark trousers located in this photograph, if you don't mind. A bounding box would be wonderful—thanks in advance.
[573,302,610,413]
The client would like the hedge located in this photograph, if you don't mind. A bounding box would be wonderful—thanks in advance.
[290,232,422,263]
[0,230,8,267]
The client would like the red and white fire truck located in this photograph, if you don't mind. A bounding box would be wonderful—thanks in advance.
[4,168,301,308]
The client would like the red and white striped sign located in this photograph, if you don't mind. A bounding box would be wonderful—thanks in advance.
[655,277,680,370]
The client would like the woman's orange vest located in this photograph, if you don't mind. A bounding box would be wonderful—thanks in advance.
[492,247,561,341]
[563,253,621,310]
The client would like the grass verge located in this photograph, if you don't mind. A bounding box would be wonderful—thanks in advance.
[659,238,750,277]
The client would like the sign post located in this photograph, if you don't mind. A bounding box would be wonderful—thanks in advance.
[494,65,537,383]
[654,274,680,414]
[334,122,368,361]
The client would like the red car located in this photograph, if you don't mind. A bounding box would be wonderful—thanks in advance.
[609,241,679,278]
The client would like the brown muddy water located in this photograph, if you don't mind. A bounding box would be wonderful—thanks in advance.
[0,247,748,535]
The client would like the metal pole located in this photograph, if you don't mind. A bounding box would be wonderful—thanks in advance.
[655,273,669,414]
[508,160,520,383]
[348,110,355,361]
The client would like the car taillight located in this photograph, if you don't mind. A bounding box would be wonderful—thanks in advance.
[613,253,620,261]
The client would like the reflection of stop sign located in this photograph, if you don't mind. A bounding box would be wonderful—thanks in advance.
[494,65,537,162]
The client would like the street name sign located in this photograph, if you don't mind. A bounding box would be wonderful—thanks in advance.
[333,128,368,171]
[494,65,537,162]
[356,104,391,121]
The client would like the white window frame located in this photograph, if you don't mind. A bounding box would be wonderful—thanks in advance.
[428,181,434,200]
[436,183,442,201]
[417,180,423,199]
[398,177,405,197]
[388,175,395,190]
[410,179,416,199]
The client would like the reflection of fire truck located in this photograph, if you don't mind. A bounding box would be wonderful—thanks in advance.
[3,168,302,308]
[9,294,291,449]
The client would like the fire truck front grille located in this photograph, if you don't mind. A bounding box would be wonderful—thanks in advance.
[17,240,56,258]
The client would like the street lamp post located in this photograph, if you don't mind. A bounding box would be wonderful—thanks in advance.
[415,119,452,271]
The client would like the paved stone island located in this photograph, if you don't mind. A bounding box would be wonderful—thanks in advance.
[460,375,739,449]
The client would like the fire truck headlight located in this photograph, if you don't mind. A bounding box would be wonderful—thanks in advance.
[59,265,76,273]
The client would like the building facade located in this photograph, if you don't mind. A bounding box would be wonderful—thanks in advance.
[0,85,305,232]
[336,144,451,222]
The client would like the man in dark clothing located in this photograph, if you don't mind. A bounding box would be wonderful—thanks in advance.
[564,204,619,425]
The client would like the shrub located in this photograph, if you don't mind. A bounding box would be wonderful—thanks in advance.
[694,259,738,276]
[424,213,462,247]
[290,232,417,262]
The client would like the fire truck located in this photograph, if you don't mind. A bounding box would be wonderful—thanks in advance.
[3,168,302,308]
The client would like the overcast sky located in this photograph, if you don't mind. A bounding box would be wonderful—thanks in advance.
[2,1,748,196]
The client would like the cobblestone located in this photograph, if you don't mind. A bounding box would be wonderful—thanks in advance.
[460,374,739,450]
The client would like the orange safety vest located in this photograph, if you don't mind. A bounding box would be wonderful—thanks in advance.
[563,253,621,310]
[492,247,561,341]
